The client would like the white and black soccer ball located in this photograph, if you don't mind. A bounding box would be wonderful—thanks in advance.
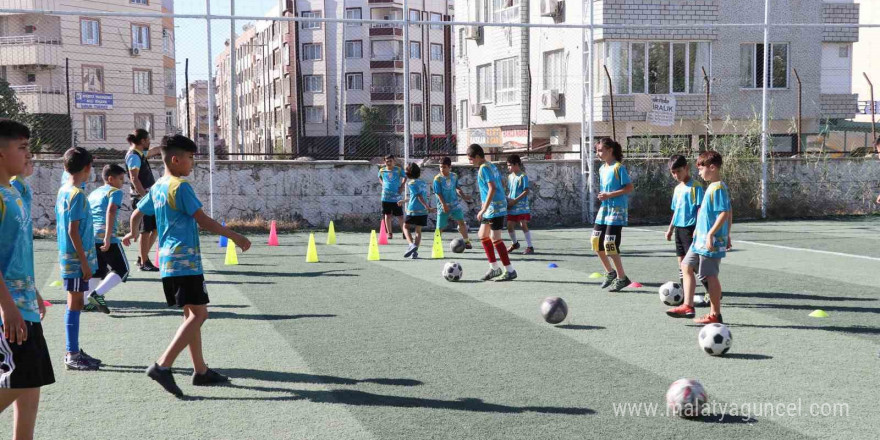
[666,378,708,418]
[540,297,568,324]
[659,281,683,306]
[443,261,463,282]
[698,323,732,356]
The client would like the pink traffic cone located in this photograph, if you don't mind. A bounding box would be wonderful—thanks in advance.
[628,281,643,288]
[268,220,280,246]
[153,244,160,267]
[378,220,389,245]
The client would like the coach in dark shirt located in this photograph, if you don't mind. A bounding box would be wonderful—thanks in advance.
[124,129,162,271]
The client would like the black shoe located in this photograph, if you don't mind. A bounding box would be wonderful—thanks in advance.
[139,260,159,272]
[494,270,518,282]
[64,352,99,371]
[78,349,102,366]
[192,368,229,386]
[88,292,111,314]
[600,270,617,289]
[147,363,183,397]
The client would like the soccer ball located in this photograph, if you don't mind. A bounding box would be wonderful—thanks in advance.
[666,378,708,418]
[540,297,568,324]
[449,237,466,253]
[443,261,463,282]
[659,281,683,306]
[698,323,732,356]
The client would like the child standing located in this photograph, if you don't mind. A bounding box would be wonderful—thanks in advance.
[664,155,709,307]
[401,163,433,259]
[124,135,251,397]
[592,138,634,292]
[666,151,731,325]
[505,155,533,255]
[84,164,130,314]
[467,144,517,282]
[56,147,101,370]
[433,157,472,249]
[378,155,406,240]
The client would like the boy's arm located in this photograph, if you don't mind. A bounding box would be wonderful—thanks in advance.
[511,187,529,204]
[123,209,145,246]
[0,274,27,344]
[102,203,118,251]
[192,210,251,251]
[705,211,731,252]
[665,216,675,241]
[68,220,92,280]
[455,187,472,202]
[417,194,433,212]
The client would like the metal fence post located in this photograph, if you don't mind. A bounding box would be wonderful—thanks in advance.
[206,0,216,217]
[760,0,769,219]
[403,0,411,167]
[587,0,595,223]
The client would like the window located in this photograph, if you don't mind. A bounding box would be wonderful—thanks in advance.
[134,113,153,132]
[85,114,106,140]
[430,43,443,61]
[477,64,492,103]
[133,69,152,94]
[346,105,363,122]
[0,66,6,81]
[543,49,563,91]
[162,28,173,56]
[372,40,402,60]
[459,100,468,129]
[411,104,423,122]
[409,9,420,22]
[346,73,363,90]
[81,19,100,45]
[131,24,150,50]
[493,0,520,23]
[431,74,443,92]
[164,68,175,97]
[24,25,34,34]
[82,66,104,92]
[604,41,711,95]
[304,75,323,93]
[476,0,489,22]
[302,11,321,30]
[740,43,788,89]
[430,12,442,30]
[494,57,519,105]
[302,43,322,60]
[131,0,148,4]
[345,8,362,26]
[26,73,36,83]
[431,105,444,122]
[165,110,174,131]
[457,29,468,58]
[410,73,422,90]
[305,106,324,123]
[409,42,421,59]
[345,40,363,59]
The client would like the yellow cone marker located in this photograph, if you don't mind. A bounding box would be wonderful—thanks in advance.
[367,230,381,261]
[326,221,337,245]
[224,243,239,265]
[306,233,320,263]
[588,272,603,279]
[809,309,829,318]
[431,228,444,259]
[50,280,62,287]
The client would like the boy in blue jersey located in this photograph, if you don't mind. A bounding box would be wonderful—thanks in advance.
[401,163,434,259]
[0,119,54,440]
[433,157,472,249]
[124,135,251,397]
[667,151,731,325]
[592,138,634,292]
[467,144,517,282]
[379,155,406,240]
[83,164,129,314]
[505,155,533,255]
[664,155,709,306]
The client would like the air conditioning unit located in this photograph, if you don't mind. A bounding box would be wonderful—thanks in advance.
[129,47,141,56]
[540,0,561,17]
[541,89,560,110]
[470,103,484,117]
[549,126,567,146]
[464,25,482,40]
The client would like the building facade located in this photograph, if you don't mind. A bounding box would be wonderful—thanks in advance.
[177,79,213,152]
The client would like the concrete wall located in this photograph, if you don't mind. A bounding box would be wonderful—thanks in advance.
[26,158,880,230]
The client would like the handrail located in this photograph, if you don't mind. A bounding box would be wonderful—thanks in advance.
[0,35,61,45]
[9,85,63,94]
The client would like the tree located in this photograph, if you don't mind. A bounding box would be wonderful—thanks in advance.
[0,79,29,121]
[357,105,386,158]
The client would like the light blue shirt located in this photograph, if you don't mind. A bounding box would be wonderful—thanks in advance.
[477,162,507,219]
[0,184,40,323]
[56,184,98,279]
[595,162,631,226]
[137,176,204,278]
[89,185,124,245]
[432,173,460,210]
[406,179,429,216]
[378,166,406,203]
[10,176,31,213]
[691,181,731,259]
[507,172,530,216]
[671,180,704,228]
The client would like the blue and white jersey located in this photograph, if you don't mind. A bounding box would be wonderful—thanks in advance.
[89,184,124,245]
[405,179,429,216]
[378,165,406,203]
[595,162,631,226]
[433,172,460,210]
[56,184,98,279]
[0,184,39,324]
[670,180,704,228]
[137,176,204,278]
[507,172,530,216]
[477,162,507,219]
[10,176,31,213]
[691,181,731,259]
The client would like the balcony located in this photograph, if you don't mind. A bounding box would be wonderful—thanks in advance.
[0,35,62,67]
[0,1,56,13]
[368,0,402,4]
[370,55,403,69]
[10,85,66,114]
[370,85,404,101]
[369,22,403,37]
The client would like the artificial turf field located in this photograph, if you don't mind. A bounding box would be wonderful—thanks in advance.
[3,218,879,439]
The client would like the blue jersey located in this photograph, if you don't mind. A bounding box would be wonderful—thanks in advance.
[89,185,124,245]
[378,166,406,203]
[56,184,98,279]
[507,172,530,216]
[433,172,460,210]
[691,181,731,259]
[0,184,39,324]
[671,180,704,228]
[477,162,507,219]
[137,176,204,278]
[595,162,631,226]
[10,176,31,213]
[406,179,429,216]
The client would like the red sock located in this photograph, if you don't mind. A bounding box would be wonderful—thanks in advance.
[494,240,511,266]
[481,238,497,263]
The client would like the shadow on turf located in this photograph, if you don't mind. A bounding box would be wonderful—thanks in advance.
[206,269,358,278]
[689,414,758,424]
[732,323,880,335]
[46,300,250,309]
[725,291,875,302]
[728,303,880,315]
[101,365,422,387]
[110,311,336,321]
[556,324,606,331]
[719,353,773,360]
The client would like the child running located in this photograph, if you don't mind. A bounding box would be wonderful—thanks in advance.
[401,163,434,259]
[664,155,709,307]
[467,144,517,282]
[592,138,634,292]
[84,164,130,314]
[505,154,533,255]
[124,135,251,397]
[378,155,406,240]
[433,157,472,249]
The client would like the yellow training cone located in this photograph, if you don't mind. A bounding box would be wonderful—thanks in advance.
[50,280,62,287]
[326,221,337,245]
[809,309,829,318]
[431,228,444,259]
[306,233,320,263]
[367,230,381,261]
[224,243,239,265]
[588,272,604,279]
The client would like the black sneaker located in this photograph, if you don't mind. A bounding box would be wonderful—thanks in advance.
[494,270,518,282]
[600,270,617,289]
[146,363,183,397]
[139,260,159,272]
[64,352,99,371]
[481,267,503,281]
[83,303,98,312]
[88,292,111,314]
[607,277,632,292]
[79,349,102,366]
[403,244,418,258]
[192,368,229,386]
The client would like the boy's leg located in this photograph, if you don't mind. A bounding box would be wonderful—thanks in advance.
[521,220,533,252]
[402,222,413,245]
[479,222,502,280]
[591,224,614,276]
[457,220,470,242]
[705,275,722,316]
[667,254,698,318]
[182,306,209,374]
[12,387,40,440]
[157,304,208,369]
[414,226,422,248]
[65,289,84,360]
[492,219,517,280]
[604,226,626,279]
[507,220,518,247]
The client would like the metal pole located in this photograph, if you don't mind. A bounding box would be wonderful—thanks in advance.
[580,3,587,223]
[206,0,216,217]
[403,0,411,167]
[65,57,73,149]
[603,65,616,141]
[794,68,802,155]
[263,38,270,158]
[702,66,710,151]
[760,0,769,219]
[185,58,190,138]
[587,0,595,222]
[337,0,346,159]
[230,0,238,157]
[864,73,876,147]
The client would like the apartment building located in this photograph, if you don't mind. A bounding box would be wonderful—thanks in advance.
[177,79,213,151]
[0,0,176,152]
[455,0,861,156]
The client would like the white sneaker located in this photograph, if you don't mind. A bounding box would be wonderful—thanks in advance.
[403,244,417,258]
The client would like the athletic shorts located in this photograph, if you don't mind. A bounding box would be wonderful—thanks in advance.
[481,216,505,231]
[436,208,464,229]
[682,251,721,278]
[0,322,55,389]
[674,225,696,257]
[95,243,130,280]
[63,278,90,293]
[507,213,531,222]
[381,201,404,217]
[405,215,428,227]
[132,197,157,233]
[591,223,623,254]
[162,275,209,307]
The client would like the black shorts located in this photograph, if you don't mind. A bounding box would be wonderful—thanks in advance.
[481,216,505,231]
[95,243,130,280]
[382,201,404,217]
[592,223,623,253]
[162,275,209,307]
[0,322,55,389]
[674,225,696,257]
[132,197,157,233]
[405,215,428,227]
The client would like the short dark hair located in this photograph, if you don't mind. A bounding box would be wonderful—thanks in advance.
[161,134,198,161]
[102,164,126,180]
[127,129,150,145]
[506,154,522,167]
[441,157,452,167]
[405,162,421,179]
[696,150,723,168]
[384,154,396,161]
[668,154,688,170]
[0,119,31,145]
[63,147,93,174]
[467,144,485,158]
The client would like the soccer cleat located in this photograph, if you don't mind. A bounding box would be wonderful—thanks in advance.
[146,363,184,397]
[88,292,111,314]
[139,260,159,272]
[64,352,99,371]
[79,349,102,366]
[666,304,696,318]
[523,247,535,255]
[410,251,419,260]
[192,368,229,386]
[599,271,617,289]
[693,314,723,325]
[464,241,473,250]
[607,277,631,292]
[481,267,503,281]
[403,244,418,258]
[83,303,98,312]
[507,242,521,253]
[494,270,518,282]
